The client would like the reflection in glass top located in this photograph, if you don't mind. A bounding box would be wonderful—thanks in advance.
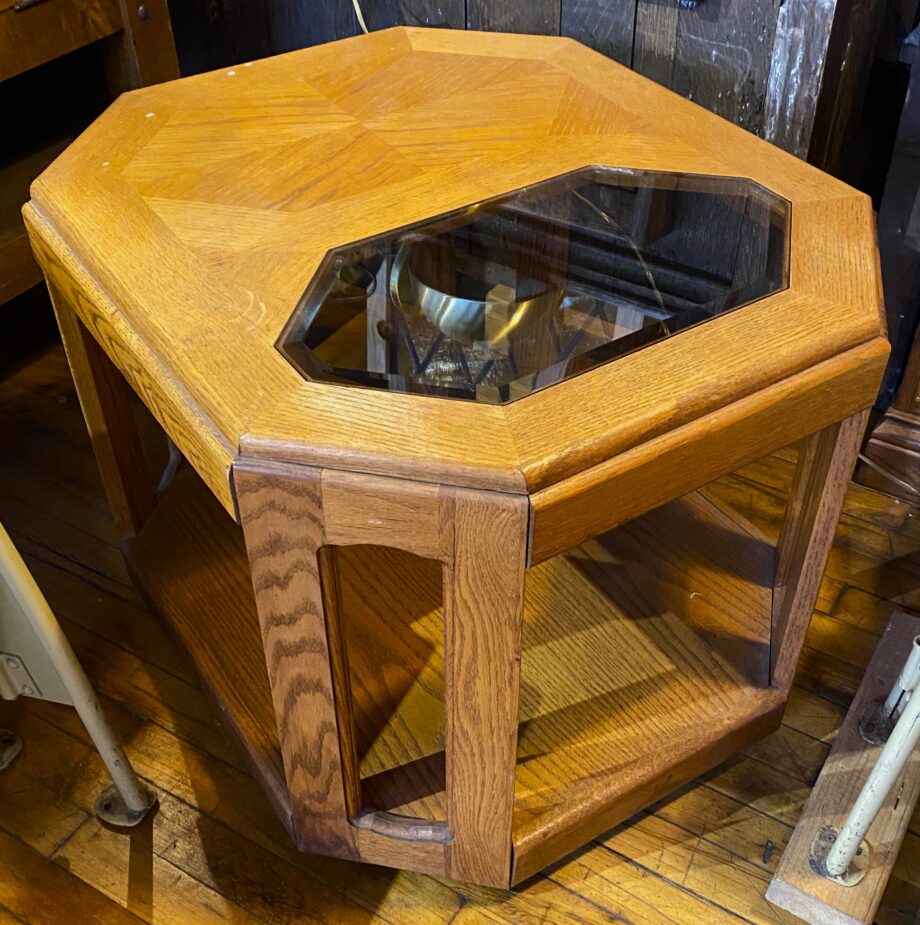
[278,167,790,404]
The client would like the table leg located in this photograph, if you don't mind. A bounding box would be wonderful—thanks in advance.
[441,486,527,885]
[235,462,528,885]
[234,462,360,860]
[771,409,870,691]
[50,282,154,543]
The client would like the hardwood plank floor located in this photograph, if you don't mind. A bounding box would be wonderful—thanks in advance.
[0,826,147,925]
[0,345,918,925]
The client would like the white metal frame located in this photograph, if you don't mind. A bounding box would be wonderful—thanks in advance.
[825,635,920,878]
[0,522,155,825]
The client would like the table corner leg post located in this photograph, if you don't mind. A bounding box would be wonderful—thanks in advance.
[234,461,361,862]
[771,408,871,692]
[48,280,155,544]
[439,486,529,888]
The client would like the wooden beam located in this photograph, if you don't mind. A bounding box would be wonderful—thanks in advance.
[763,0,838,159]
[668,0,778,135]
[234,461,361,861]
[442,487,527,886]
[102,0,179,93]
[767,610,920,925]
[632,0,677,85]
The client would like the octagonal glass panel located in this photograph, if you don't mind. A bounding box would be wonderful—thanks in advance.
[278,167,789,404]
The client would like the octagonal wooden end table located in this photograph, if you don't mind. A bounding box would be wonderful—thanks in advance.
[25,27,888,888]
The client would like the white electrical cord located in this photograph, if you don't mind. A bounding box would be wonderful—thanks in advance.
[352,0,369,33]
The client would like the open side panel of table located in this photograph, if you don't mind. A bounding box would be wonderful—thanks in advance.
[129,455,797,885]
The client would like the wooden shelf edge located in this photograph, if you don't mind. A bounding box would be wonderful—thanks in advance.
[25,201,239,516]
[527,339,887,563]
[509,687,786,884]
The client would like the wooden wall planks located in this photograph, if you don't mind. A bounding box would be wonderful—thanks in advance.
[165,0,465,71]
[762,0,840,160]
[466,0,560,35]
[366,0,466,29]
[165,0,271,72]
[632,0,678,86]
[164,0,865,165]
[669,0,781,135]
[267,0,360,54]
[559,0,634,65]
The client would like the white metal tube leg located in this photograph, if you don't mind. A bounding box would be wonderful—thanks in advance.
[825,637,920,877]
[68,687,152,815]
[0,524,151,815]
[884,636,920,715]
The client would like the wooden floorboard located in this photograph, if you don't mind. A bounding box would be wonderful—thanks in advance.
[0,345,918,924]
[0,826,148,925]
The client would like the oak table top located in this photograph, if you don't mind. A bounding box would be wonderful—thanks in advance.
[24,26,887,522]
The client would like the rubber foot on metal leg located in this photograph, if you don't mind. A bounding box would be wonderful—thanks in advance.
[94,781,158,829]
[808,825,869,886]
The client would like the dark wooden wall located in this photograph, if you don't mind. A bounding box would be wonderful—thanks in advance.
[166,0,785,137]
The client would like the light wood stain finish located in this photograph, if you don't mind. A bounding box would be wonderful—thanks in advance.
[119,451,770,879]
[234,462,528,887]
[24,210,237,512]
[528,343,886,563]
[25,27,886,507]
[125,444,846,885]
[25,26,888,889]
[236,463,377,863]
[441,488,527,885]
[0,826,147,925]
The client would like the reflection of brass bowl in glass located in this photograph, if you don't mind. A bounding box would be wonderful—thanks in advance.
[328,258,378,302]
[389,237,563,348]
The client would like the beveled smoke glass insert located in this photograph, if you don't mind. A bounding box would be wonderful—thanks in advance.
[278,167,790,404]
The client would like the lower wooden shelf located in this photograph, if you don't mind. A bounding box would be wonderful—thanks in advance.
[130,462,786,884]
[129,467,292,831]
